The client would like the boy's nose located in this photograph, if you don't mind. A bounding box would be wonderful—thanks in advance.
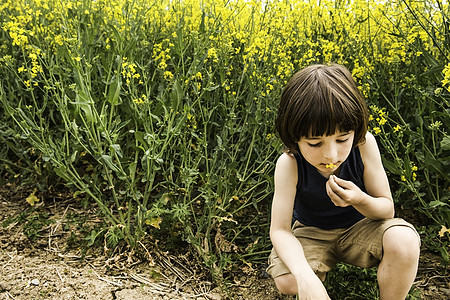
[323,144,338,160]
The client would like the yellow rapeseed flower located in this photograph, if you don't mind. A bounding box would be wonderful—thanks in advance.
[438,226,450,238]
[207,48,218,62]
[377,117,387,126]
[54,35,64,46]
[163,70,174,80]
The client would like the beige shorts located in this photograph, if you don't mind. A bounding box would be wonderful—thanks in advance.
[267,218,419,278]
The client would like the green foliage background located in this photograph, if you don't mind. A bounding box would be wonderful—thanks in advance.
[0,0,449,281]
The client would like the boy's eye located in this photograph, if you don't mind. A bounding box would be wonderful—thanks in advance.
[337,138,349,143]
[308,143,322,148]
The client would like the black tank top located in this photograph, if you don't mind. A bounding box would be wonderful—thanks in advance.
[293,147,365,229]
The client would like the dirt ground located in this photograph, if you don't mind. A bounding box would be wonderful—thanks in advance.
[0,182,449,300]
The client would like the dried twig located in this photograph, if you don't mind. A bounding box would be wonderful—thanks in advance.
[138,241,154,264]
[57,253,92,261]
[130,272,171,294]
[2,254,14,269]
[129,253,215,299]
[414,274,449,287]
[47,205,71,252]
[96,274,123,287]
[55,267,65,283]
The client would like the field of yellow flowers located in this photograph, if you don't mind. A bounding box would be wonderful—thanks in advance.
[0,0,449,292]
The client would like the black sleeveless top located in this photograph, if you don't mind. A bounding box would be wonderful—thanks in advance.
[293,147,365,229]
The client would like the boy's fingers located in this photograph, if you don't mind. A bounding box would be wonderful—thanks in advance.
[329,176,344,194]
[332,175,352,190]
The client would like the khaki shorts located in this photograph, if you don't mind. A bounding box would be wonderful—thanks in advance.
[267,218,419,278]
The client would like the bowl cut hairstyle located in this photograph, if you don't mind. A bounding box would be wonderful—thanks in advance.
[275,64,369,154]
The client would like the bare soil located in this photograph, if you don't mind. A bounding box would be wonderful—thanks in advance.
[0,182,449,300]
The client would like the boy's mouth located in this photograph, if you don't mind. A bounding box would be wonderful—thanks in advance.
[325,163,338,169]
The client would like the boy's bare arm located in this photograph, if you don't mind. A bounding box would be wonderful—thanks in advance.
[270,154,330,298]
[270,154,306,277]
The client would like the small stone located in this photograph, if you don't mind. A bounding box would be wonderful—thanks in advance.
[0,281,11,291]
[440,288,450,296]
[31,279,40,286]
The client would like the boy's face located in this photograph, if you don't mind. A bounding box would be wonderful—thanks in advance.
[297,131,354,177]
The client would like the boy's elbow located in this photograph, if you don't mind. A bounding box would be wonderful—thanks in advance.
[380,202,395,219]
[269,224,291,242]
[269,226,278,241]
[381,201,395,219]
[388,199,395,218]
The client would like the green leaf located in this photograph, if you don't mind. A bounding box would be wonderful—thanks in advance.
[54,166,70,181]
[101,154,120,173]
[110,144,123,158]
[216,135,223,150]
[170,79,183,108]
[427,200,449,208]
[73,68,94,123]
[381,157,400,175]
[204,85,220,91]
[128,161,137,177]
[134,131,147,150]
[425,150,448,180]
[441,135,450,151]
[107,68,122,106]
[70,150,78,163]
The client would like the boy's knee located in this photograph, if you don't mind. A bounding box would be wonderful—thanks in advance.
[383,226,420,261]
[274,274,297,295]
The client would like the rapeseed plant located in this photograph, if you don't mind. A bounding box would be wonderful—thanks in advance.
[0,0,449,282]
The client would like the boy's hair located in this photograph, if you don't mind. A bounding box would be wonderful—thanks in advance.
[275,63,369,154]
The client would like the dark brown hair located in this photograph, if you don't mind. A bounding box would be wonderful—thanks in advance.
[275,63,369,154]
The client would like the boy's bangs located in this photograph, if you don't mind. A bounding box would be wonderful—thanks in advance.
[292,95,358,140]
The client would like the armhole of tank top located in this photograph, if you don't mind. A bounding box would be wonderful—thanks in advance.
[354,146,365,173]
[293,153,302,188]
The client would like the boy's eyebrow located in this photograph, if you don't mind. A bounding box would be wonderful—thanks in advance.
[337,132,352,137]
[304,132,352,140]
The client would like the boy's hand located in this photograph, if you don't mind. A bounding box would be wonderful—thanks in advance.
[296,272,331,300]
[326,175,364,207]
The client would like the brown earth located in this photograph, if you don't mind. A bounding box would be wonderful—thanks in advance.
[0,182,449,300]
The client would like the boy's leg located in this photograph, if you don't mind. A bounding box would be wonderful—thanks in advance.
[273,273,296,295]
[378,226,420,300]
[273,272,327,295]
[338,218,420,300]
[267,221,341,295]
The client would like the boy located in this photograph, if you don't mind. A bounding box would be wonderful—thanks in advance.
[267,64,420,299]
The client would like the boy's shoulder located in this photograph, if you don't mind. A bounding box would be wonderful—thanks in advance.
[364,131,376,143]
[359,131,382,163]
[276,152,297,165]
[275,152,298,185]
[275,152,298,176]
[359,131,378,152]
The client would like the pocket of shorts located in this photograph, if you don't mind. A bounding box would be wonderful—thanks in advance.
[291,220,306,230]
